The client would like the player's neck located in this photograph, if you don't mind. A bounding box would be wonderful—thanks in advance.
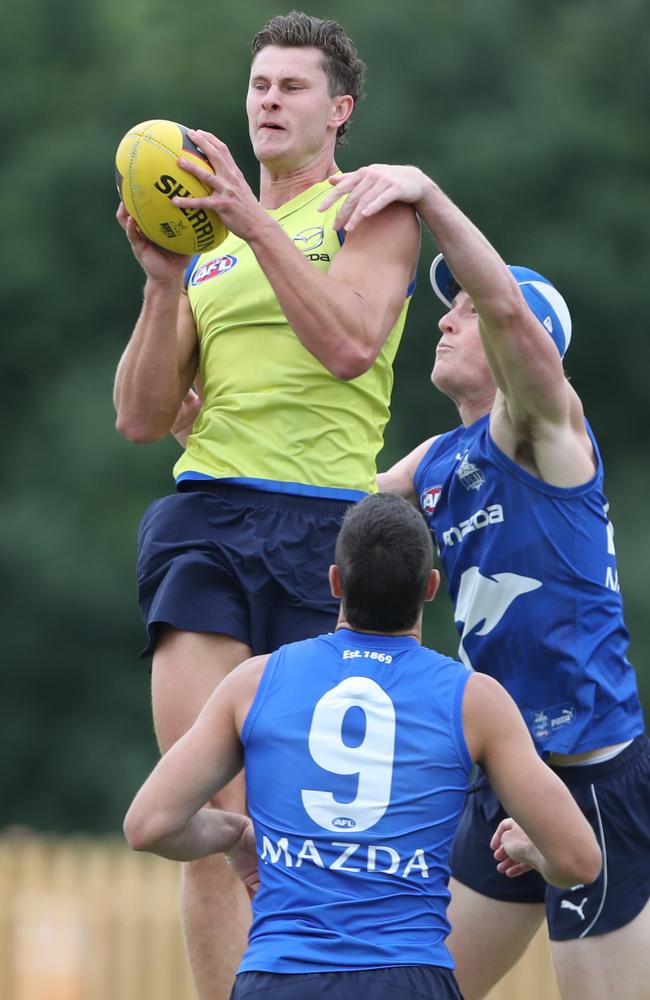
[258,153,338,209]
[336,616,422,643]
[450,388,495,428]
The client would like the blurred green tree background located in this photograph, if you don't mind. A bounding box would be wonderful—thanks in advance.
[2,0,648,831]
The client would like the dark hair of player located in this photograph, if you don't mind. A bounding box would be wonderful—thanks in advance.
[335,493,433,632]
[251,11,366,143]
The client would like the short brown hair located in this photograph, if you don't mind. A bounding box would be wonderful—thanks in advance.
[335,494,433,632]
[251,11,366,143]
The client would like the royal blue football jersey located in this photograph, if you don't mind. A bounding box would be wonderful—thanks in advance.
[240,628,472,973]
[413,414,644,755]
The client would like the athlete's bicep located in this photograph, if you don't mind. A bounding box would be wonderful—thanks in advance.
[378,436,438,504]
[328,201,420,350]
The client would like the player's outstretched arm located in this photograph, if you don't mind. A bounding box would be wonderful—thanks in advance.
[174,132,420,380]
[320,165,528,356]
[376,435,438,503]
[114,203,199,443]
[318,164,431,233]
[123,655,267,861]
[463,674,602,889]
[323,164,595,485]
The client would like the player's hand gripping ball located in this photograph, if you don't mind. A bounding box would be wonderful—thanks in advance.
[115,119,227,255]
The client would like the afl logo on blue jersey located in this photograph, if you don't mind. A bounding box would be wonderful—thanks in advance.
[421,485,442,516]
[332,817,356,829]
[191,255,238,285]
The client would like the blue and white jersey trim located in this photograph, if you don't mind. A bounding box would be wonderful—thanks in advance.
[175,470,366,502]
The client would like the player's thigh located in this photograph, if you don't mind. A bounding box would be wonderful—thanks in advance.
[152,628,252,812]
[447,879,545,1000]
[551,897,650,1000]
[151,626,252,751]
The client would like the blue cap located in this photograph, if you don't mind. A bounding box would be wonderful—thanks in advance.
[429,253,572,357]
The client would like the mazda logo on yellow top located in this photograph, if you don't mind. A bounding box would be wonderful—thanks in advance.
[292,226,325,252]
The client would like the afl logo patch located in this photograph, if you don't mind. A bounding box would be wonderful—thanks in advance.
[421,485,442,516]
[332,817,356,829]
[191,255,238,285]
[292,225,324,252]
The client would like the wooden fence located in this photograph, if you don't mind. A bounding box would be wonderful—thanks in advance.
[0,830,559,1000]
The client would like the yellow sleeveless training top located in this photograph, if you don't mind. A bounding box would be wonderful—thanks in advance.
[174,178,414,500]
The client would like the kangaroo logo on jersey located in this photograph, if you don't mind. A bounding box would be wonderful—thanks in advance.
[421,485,442,516]
[190,255,238,285]
[454,566,542,671]
[292,226,324,252]
[455,451,485,491]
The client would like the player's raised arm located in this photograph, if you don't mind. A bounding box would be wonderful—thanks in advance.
[322,165,560,402]
[113,202,199,443]
[411,178,574,424]
[463,673,602,889]
[322,163,596,485]
[174,132,420,381]
[377,436,438,503]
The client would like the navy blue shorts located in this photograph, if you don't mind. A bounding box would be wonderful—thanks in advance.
[230,966,463,999]
[450,734,650,940]
[136,482,353,656]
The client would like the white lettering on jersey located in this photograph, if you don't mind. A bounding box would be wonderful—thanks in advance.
[261,835,293,867]
[295,839,325,868]
[604,503,616,556]
[454,566,542,670]
[329,842,362,872]
[260,836,432,878]
[302,677,396,833]
[603,504,620,591]
[442,504,504,547]
[367,844,401,874]
[402,849,430,879]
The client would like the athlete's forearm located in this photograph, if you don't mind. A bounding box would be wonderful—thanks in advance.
[416,176,574,425]
[493,820,582,889]
[415,179,521,324]
[125,805,249,862]
[114,276,197,443]
[246,216,378,380]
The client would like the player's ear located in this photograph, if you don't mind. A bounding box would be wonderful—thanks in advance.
[424,568,440,603]
[329,95,354,130]
[329,564,343,599]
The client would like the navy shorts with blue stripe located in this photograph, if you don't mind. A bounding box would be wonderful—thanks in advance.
[230,966,463,1000]
[450,734,650,940]
[136,482,353,656]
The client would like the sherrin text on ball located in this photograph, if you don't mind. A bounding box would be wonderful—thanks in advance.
[115,119,227,255]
